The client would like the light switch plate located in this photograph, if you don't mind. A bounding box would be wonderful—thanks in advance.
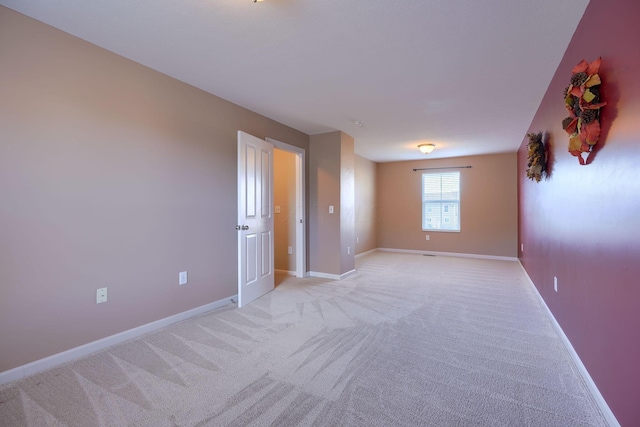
[96,287,107,304]
[179,271,188,285]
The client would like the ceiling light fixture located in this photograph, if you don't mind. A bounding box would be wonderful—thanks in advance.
[253,0,264,2]
[418,144,435,154]
[352,120,364,127]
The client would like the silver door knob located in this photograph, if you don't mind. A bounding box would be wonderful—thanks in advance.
[241,225,249,230]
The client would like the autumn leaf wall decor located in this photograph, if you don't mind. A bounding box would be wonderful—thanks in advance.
[562,58,607,165]
[526,132,546,182]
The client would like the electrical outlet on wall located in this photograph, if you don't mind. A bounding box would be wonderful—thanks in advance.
[288,246,293,255]
[425,235,430,241]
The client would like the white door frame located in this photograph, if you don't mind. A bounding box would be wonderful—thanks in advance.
[267,138,306,278]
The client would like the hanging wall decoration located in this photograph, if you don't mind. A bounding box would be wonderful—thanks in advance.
[562,58,607,165]
[525,132,546,182]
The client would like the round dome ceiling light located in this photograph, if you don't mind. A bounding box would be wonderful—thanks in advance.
[418,144,435,154]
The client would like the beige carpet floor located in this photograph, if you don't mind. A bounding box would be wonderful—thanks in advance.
[0,252,608,426]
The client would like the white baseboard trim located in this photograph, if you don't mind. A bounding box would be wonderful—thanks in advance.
[340,269,356,279]
[275,269,296,276]
[355,248,378,259]
[378,247,518,262]
[308,269,356,280]
[0,295,237,387]
[517,261,619,427]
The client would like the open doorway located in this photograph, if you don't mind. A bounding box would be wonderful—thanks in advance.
[268,138,305,285]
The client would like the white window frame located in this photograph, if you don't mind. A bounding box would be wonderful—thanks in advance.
[422,172,460,232]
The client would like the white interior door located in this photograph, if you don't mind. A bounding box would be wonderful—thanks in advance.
[237,131,274,307]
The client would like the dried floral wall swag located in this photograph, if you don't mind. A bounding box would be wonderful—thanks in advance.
[562,58,607,165]
[526,132,546,182]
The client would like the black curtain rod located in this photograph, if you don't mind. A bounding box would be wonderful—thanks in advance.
[412,166,472,172]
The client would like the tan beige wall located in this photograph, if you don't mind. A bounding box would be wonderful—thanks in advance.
[354,155,378,254]
[273,149,296,272]
[339,133,355,273]
[0,6,309,373]
[309,133,342,275]
[309,131,355,275]
[377,153,517,257]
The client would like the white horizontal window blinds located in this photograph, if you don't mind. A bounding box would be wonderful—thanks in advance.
[422,172,460,231]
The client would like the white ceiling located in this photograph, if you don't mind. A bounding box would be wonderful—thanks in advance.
[1,0,590,162]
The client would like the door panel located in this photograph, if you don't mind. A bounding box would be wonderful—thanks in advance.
[261,230,272,276]
[245,145,256,218]
[237,131,274,307]
[245,233,258,284]
[261,150,270,217]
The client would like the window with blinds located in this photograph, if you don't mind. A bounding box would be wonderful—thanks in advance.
[422,172,460,231]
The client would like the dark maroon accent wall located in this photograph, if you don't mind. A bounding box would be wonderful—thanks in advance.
[518,0,640,425]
